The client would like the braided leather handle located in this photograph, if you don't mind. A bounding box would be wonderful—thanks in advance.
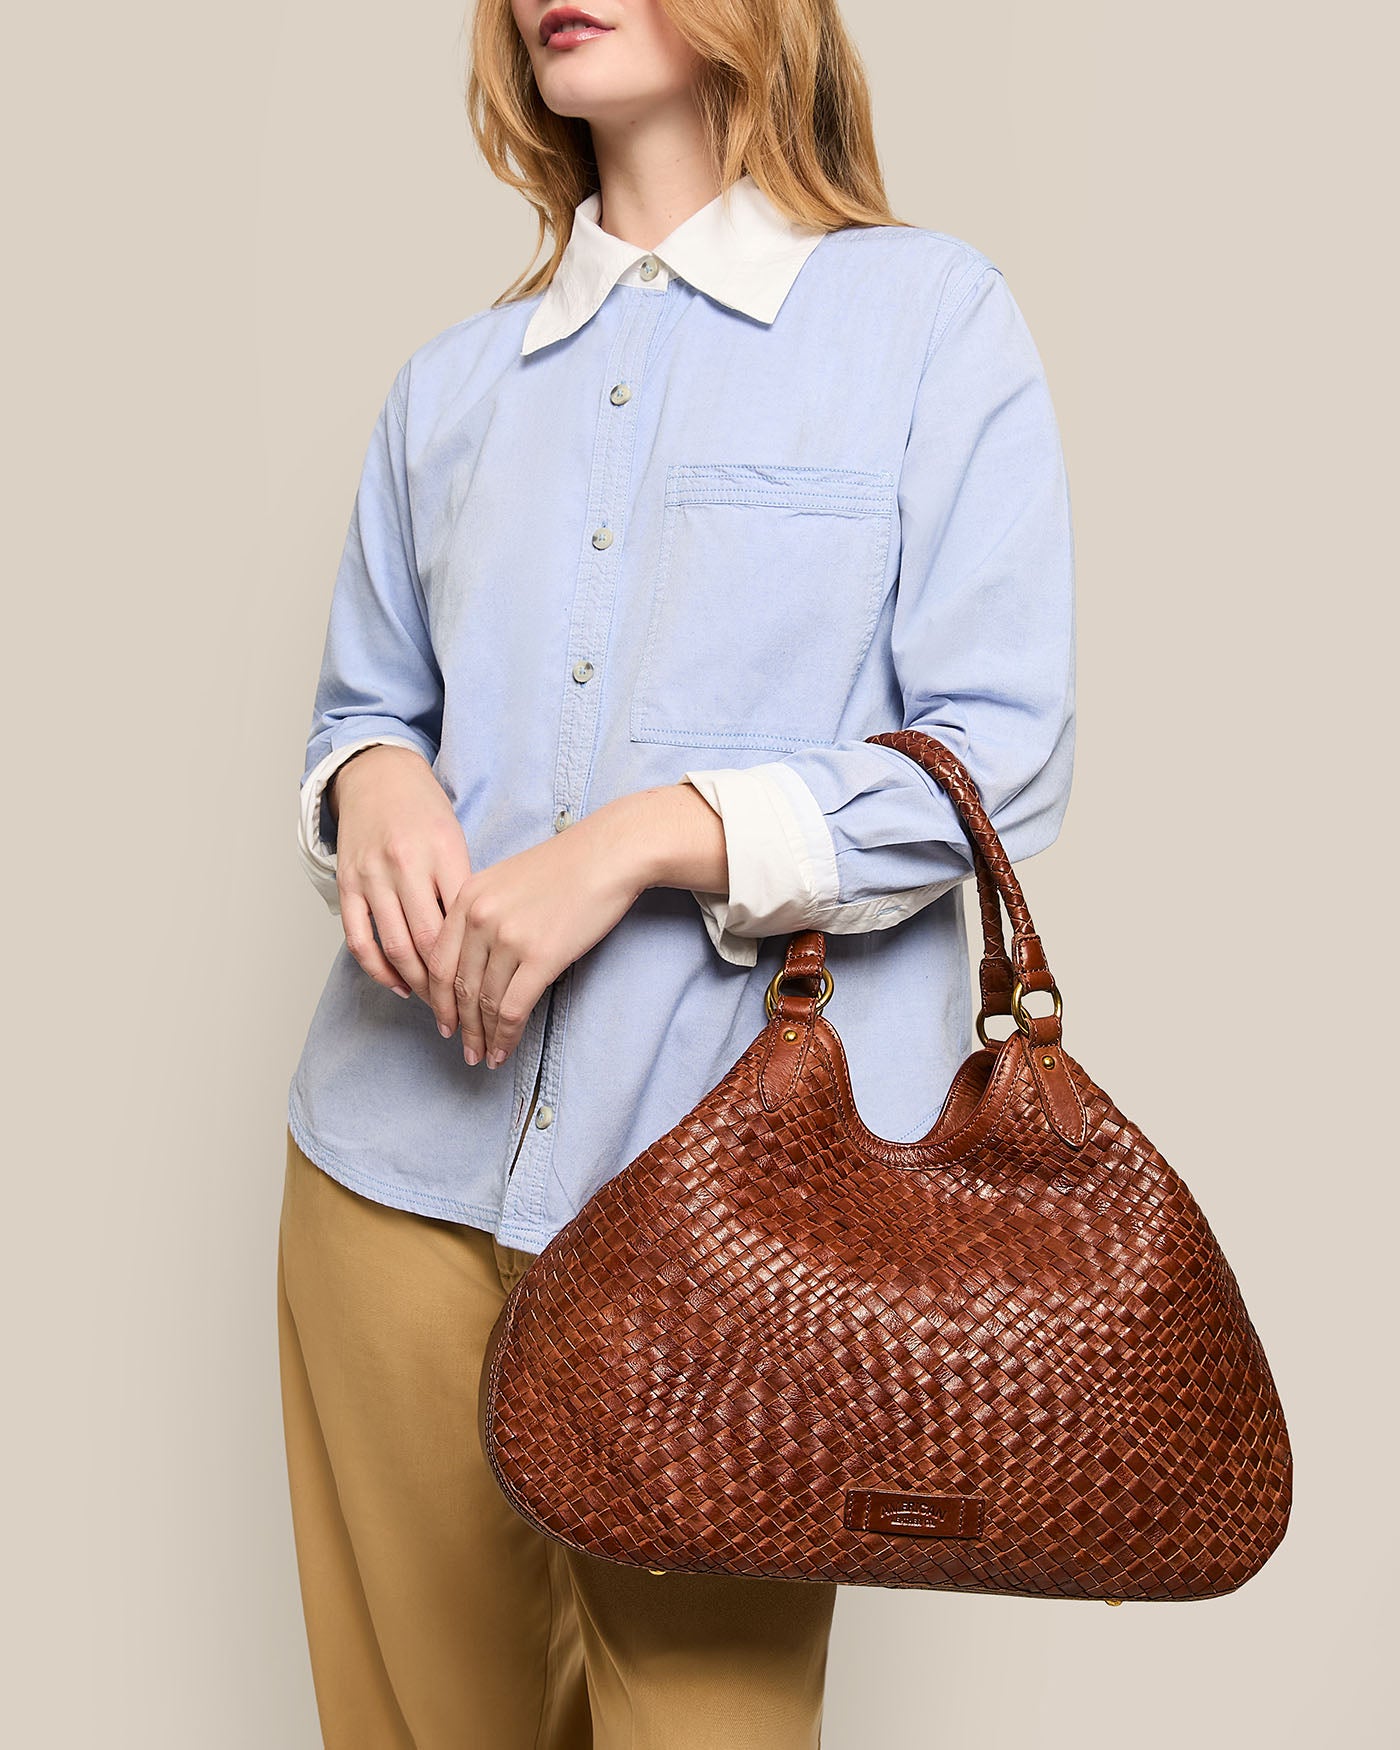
[866,741,1022,1033]
[771,731,1063,1048]
[863,730,1060,1039]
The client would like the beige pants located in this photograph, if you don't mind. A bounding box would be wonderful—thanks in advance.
[277,1128,839,1749]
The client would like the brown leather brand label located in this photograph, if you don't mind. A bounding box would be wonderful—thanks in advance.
[843,1489,984,1539]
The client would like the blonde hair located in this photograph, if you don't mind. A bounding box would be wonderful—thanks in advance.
[465,0,907,305]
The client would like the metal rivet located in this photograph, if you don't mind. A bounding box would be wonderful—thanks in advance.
[647,1568,667,1575]
[783,1028,798,1041]
[1105,1597,1123,1606]
[1042,1054,1055,1068]
[591,526,613,550]
[609,382,631,405]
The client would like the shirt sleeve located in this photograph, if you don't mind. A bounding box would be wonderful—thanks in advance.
[679,260,1076,967]
[296,370,445,914]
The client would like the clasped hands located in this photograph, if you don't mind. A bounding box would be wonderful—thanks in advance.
[326,745,726,1069]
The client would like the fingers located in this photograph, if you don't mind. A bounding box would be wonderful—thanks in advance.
[479,959,547,1069]
[451,930,495,1066]
[427,900,469,1040]
[427,891,544,1069]
[464,943,535,1069]
[424,822,472,920]
[401,878,455,1000]
[359,879,430,998]
[339,887,413,998]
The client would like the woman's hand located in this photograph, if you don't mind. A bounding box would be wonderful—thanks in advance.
[328,745,471,1000]
[428,783,728,1069]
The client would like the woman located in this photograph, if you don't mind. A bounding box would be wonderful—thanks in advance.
[278,0,1076,1744]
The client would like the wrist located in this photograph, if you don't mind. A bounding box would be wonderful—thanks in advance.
[328,743,420,819]
[326,749,371,826]
[594,784,729,895]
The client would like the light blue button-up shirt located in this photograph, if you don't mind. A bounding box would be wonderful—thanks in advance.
[288,176,1076,1252]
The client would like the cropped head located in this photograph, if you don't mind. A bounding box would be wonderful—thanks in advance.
[467,0,903,299]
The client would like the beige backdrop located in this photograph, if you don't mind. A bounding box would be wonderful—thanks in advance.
[4,1,1393,1743]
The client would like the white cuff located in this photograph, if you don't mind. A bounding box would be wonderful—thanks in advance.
[297,735,426,915]
[680,762,963,963]
[678,764,839,965]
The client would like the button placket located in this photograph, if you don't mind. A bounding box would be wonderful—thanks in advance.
[501,292,666,1233]
[551,292,658,823]
[502,988,552,1187]
[505,964,572,1230]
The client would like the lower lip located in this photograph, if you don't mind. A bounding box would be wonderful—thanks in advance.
[545,25,613,49]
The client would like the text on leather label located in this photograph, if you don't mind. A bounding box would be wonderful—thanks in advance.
[843,1489,984,1539]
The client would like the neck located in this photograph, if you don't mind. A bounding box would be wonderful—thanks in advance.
[588,101,722,251]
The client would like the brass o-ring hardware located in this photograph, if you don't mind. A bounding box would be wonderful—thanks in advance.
[1011,978,1062,1035]
[975,1007,1015,1048]
[764,966,834,1018]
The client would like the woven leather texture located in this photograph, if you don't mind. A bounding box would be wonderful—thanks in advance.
[480,732,1292,1602]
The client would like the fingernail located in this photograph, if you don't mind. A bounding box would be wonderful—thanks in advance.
[438,1021,453,1038]
[487,1049,505,1069]
[393,985,411,999]
[464,1046,480,1066]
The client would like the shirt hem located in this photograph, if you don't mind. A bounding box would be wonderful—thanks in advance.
[285,1090,556,1253]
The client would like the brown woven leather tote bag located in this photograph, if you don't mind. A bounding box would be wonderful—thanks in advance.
[480,730,1292,1603]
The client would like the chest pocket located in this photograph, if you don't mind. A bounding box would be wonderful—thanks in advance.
[629,462,896,751]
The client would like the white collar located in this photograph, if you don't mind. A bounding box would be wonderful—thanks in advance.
[520,173,827,356]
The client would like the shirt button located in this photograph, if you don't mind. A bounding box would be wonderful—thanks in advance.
[609,381,631,406]
[591,526,613,550]
[554,806,573,832]
[533,1103,555,1130]
[638,255,660,281]
[571,658,595,683]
